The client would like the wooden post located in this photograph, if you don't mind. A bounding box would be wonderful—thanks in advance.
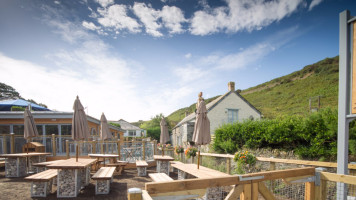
[100,140,104,154]
[348,163,356,196]
[142,141,146,160]
[240,184,251,200]
[66,140,69,159]
[10,133,14,153]
[93,140,96,154]
[269,161,276,191]
[117,139,121,160]
[226,158,231,174]
[128,188,142,200]
[305,182,315,200]
[52,134,56,156]
[3,134,7,154]
[154,140,157,155]
[252,182,258,200]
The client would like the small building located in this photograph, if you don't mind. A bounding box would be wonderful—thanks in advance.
[172,82,261,147]
[109,119,146,137]
[0,111,123,154]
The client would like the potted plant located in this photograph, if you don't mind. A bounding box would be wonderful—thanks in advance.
[185,146,197,163]
[233,150,256,174]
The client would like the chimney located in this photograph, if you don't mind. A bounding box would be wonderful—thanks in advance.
[228,82,235,92]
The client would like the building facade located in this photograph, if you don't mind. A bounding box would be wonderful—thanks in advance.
[109,119,146,137]
[172,82,261,147]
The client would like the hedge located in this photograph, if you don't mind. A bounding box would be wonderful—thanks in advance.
[213,108,355,160]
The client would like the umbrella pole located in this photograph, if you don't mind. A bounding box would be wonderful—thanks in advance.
[162,146,165,156]
[76,142,79,162]
[197,146,201,169]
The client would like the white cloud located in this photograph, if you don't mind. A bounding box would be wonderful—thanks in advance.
[185,53,192,59]
[133,3,163,37]
[160,6,186,34]
[309,0,323,11]
[95,0,114,8]
[54,1,60,5]
[82,21,100,31]
[173,65,209,83]
[190,0,304,35]
[97,4,141,33]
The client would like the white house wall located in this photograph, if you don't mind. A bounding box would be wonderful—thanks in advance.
[207,92,261,135]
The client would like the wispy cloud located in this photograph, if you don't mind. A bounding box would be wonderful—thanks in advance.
[133,3,163,37]
[95,0,114,8]
[309,0,323,11]
[190,0,305,35]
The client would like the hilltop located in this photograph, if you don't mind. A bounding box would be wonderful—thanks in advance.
[166,56,339,124]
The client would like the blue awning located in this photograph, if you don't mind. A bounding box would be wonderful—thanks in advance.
[0,99,51,111]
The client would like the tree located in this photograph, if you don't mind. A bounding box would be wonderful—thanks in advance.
[0,82,20,99]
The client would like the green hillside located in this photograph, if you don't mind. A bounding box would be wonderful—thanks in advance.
[167,56,339,123]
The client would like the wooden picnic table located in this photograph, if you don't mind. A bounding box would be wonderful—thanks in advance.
[88,153,119,168]
[0,153,51,177]
[153,155,174,175]
[46,158,97,198]
[32,160,63,173]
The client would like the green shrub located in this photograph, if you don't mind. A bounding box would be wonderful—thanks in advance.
[214,108,341,160]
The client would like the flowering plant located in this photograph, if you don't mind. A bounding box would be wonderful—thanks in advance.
[174,146,184,154]
[157,143,164,148]
[184,147,197,158]
[233,150,256,174]
[165,144,172,149]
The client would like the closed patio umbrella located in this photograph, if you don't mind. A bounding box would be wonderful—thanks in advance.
[72,96,89,162]
[160,117,169,156]
[100,113,112,154]
[192,93,211,169]
[24,107,39,153]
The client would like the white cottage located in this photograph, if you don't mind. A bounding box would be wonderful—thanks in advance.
[109,119,146,138]
[172,82,261,147]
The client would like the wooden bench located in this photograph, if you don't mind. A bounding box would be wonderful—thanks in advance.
[136,160,149,177]
[25,169,57,197]
[92,167,116,195]
[149,173,174,182]
[0,160,5,168]
[106,161,128,175]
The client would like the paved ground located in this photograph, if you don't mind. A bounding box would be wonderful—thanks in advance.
[0,166,176,200]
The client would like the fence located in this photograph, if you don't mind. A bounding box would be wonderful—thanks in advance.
[0,133,157,163]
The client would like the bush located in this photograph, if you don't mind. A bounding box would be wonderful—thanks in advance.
[214,108,344,160]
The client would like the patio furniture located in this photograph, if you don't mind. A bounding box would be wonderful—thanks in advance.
[0,152,51,177]
[92,167,116,195]
[25,169,57,197]
[32,160,63,173]
[153,155,174,175]
[88,153,119,169]
[106,161,128,175]
[149,173,173,182]
[136,160,149,176]
[46,158,96,198]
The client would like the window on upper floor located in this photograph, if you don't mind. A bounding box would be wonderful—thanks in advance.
[227,109,238,124]
[128,130,135,136]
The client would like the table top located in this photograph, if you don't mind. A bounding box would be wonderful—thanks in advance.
[32,160,63,167]
[46,158,97,169]
[0,152,51,158]
[88,154,119,158]
[171,163,231,178]
[153,155,174,161]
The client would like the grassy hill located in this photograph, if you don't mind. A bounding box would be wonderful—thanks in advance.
[166,56,339,124]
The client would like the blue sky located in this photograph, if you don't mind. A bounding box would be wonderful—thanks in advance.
[0,0,355,122]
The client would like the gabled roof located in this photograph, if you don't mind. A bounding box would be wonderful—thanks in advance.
[173,91,261,129]
[109,119,142,131]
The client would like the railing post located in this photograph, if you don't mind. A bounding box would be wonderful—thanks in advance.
[142,141,146,160]
[315,167,326,200]
[93,140,96,154]
[10,133,15,153]
[117,140,121,160]
[349,162,356,196]
[226,157,231,174]
[128,188,142,200]
[269,160,276,190]
[240,184,251,200]
[3,134,7,154]
[154,140,157,155]
[66,140,69,159]
[305,182,315,200]
[52,134,56,156]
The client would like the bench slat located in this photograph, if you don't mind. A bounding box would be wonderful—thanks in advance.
[136,161,148,167]
[149,173,173,182]
[25,169,57,182]
[92,167,115,180]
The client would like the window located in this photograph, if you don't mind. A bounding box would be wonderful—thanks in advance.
[13,125,24,135]
[61,125,71,135]
[128,130,135,136]
[227,109,238,124]
[36,125,43,135]
[46,125,58,135]
[0,125,10,134]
